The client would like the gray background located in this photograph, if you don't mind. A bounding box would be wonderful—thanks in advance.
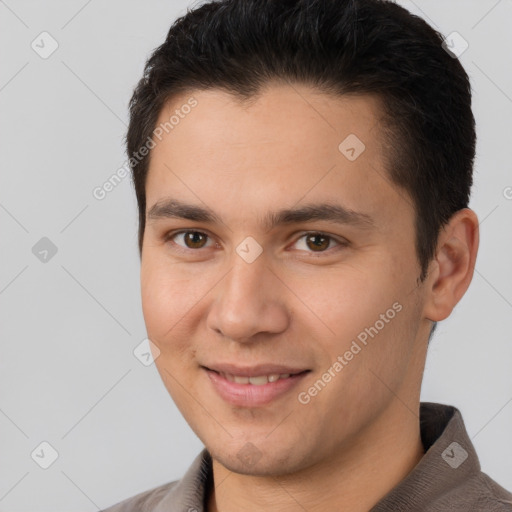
[1,0,511,510]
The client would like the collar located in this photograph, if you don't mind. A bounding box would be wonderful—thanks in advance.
[370,402,480,510]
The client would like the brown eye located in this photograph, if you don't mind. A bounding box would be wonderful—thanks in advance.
[293,232,346,255]
[305,233,331,252]
[182,231,208,249]
[167,230,213,251]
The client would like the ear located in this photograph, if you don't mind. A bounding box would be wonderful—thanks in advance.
[422,208,480,322]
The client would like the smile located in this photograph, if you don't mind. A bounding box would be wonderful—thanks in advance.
[204,368,310,407]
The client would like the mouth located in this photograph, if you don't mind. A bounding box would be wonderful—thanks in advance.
[205,368,309,385]
[202,366,311,407]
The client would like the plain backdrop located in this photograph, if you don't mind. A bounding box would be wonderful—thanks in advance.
[1,0,511,510]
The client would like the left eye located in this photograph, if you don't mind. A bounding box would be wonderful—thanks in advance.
[293,232,343,253]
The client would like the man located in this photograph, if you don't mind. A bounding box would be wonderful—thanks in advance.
[102,0,512,510]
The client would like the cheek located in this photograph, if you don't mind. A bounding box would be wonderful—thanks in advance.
[140,255,213,373]
[141,266,199,400]
[295,267,397,344]
[141,256,193,344]
[299,258,416,385]
[141,269,171,341]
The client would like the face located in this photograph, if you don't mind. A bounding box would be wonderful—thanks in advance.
[141,84,432,476]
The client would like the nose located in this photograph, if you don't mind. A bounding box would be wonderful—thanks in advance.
[206,250,289,342]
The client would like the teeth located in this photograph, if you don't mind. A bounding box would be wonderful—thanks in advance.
[249,375,268,385]
[221,372,295,385]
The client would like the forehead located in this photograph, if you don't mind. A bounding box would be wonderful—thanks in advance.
[146,84,410,226]
[154,84,385,159]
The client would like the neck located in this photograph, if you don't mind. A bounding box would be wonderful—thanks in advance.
[206,400,424,512]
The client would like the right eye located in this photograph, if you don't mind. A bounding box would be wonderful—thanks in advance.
[164,230,217,253]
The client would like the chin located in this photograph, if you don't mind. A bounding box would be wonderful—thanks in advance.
[207,440,311,477]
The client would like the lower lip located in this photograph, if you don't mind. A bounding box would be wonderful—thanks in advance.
[204,368,309,407]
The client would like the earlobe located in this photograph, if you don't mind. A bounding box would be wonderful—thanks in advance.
[423,208,479,322]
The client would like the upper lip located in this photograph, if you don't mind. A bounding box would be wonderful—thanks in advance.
[203,363,310,377]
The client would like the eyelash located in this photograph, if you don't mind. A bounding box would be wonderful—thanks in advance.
[163,230,348,257]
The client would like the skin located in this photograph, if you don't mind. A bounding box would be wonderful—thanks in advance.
[140,83,479,512]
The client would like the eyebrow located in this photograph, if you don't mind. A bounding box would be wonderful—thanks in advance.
[147,198,375,231]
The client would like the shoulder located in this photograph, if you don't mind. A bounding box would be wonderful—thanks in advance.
[432,472,512,511]
[99,479,179,512]
[477,472,512,511]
